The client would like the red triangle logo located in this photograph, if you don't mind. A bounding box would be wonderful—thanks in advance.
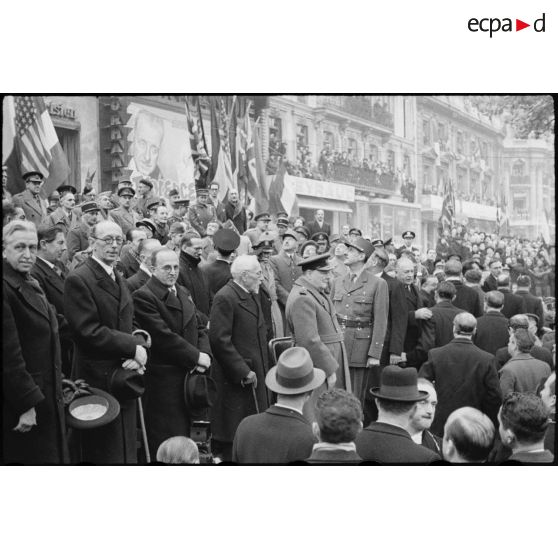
[516,19,530,31]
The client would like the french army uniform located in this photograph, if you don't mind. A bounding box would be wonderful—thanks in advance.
[187,185,217,236]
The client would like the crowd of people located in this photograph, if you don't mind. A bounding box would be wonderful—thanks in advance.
[2,168,555,465]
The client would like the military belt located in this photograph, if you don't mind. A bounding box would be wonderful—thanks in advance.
[336,315,373,329]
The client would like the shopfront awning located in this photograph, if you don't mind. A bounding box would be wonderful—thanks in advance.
[297,195,353,213]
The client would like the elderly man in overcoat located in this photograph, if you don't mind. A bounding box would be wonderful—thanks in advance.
[208,254,270,461]
[3,220,68,464]
[133,248,212,456]
[330,237,388,407]
[64,220,149,464]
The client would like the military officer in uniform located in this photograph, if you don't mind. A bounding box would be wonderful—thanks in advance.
[168,198,190,226]
[330,237,389,407]
[286,253,349,393]
[396,230,418,258]
[66,201,102,262]
[244,212,271,248]
[187,183,217,236]
[12,171,48,227]
[311,231,330,255]
[109,181,141,236]
[202,228,240,296]
[135,178,156,218]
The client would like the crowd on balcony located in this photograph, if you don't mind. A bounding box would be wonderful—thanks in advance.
[421,184,497,206]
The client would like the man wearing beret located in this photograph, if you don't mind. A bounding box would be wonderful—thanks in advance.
[286,253,350,407]
[12,171,48,227]
[64,220,150,463]
[330,237,389,408]
[244,212,271,248]
[135,178,156,218]
[109,181,141,236]
[187,184,217,237]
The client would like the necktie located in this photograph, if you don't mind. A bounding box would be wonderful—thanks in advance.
[54,266,63,278]
[169,286,177,296]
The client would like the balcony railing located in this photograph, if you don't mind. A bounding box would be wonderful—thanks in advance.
[323,162,397,192]
[317,96,394,128]
[510,175,530,185]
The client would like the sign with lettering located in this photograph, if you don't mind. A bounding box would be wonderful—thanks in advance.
[289,175,355,202]
[47,102,76,120]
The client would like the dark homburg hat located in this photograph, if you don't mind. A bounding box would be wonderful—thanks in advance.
[81,201,101,214]
[22,171,44,181]
[65,387,120,430]
[402,230,416,240]
[57,184,77,196]
[213,228,240,251]
[311,232,329,243]
[265,347,326,395]
[297,252,333,272]
[370,366,428,402]
[254,212,272,222]
[344,237,374,260]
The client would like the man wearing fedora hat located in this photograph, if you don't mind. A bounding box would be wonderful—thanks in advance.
[133,248,212,456]
[355,366,440,463]
[232,347,324,463]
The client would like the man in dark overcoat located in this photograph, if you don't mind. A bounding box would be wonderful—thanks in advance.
[209,254,270,461]
[514,274,544,328]
[64,220,149,464]
[497,274,526,319]
[133,248,212,456]
[419,312,502,437]
[201,228,239,296]
[3,220,68,464]
[473,290,510,355]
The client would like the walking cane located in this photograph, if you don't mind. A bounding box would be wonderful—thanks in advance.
[251,383,260,414]
[137,397,151,463]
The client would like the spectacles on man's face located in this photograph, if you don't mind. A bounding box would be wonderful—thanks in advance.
[93,236,124,246]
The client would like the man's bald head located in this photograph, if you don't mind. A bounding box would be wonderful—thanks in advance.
[453,312,477,336]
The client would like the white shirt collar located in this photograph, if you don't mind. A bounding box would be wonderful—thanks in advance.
[92,255,115,277]
[274,403,303,415]
[233,280,249,293]
[139,263,152,276]
[37,256,55,269]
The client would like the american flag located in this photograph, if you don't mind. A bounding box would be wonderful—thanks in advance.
[14,96,54,177]
[438,177,455,234]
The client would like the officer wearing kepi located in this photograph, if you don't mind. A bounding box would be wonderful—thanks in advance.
[330,237,389,407]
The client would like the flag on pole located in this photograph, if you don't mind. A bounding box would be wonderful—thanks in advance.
[438,177,455,236]
[3,95,70,196]
[251,124,269,213]
[268,161,297,217]
[208,97,234,201]
[185,97,210,182]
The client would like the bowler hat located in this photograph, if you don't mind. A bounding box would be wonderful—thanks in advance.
[370,366,428,402]
[265,347,326,395]
[184,371,218,410]
[22,171,44,182]
[65,387,120,430]
[108,367,145,401]
[344,237,374,260]
[213,228,240,251]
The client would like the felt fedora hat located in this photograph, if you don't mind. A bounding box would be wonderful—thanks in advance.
[370,366,428,402]
[65,387,120,430]
[108,367,145,401]
[265,346,326,395]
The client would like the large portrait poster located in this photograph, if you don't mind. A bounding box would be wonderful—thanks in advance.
[125,101,196,200]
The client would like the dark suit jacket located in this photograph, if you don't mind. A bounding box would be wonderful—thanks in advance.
[495,344,554,371]
[474,311,510,355]
[307,220,331,238]
[232,405,315,463]
[64,257,146,464]
[401,282,424,367]
[515,290,544,328]
[209,280,270,443]
[177,250,212,319]
[498,288,526,319]
[380,272,408,361]
[202,259,232,296]
[133,276,211,454]
[306,447,362,464]
[499,353,551,398]
[115,246,140,279]
[419,288,435,308]
[3,262,68,464]
[419,338,502,436]
[126,267,151,293]
[355,422,440,463]
[481,273,499,293]
[416,300,465,366]
[66,223,90,261]
[447,279,482,317]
